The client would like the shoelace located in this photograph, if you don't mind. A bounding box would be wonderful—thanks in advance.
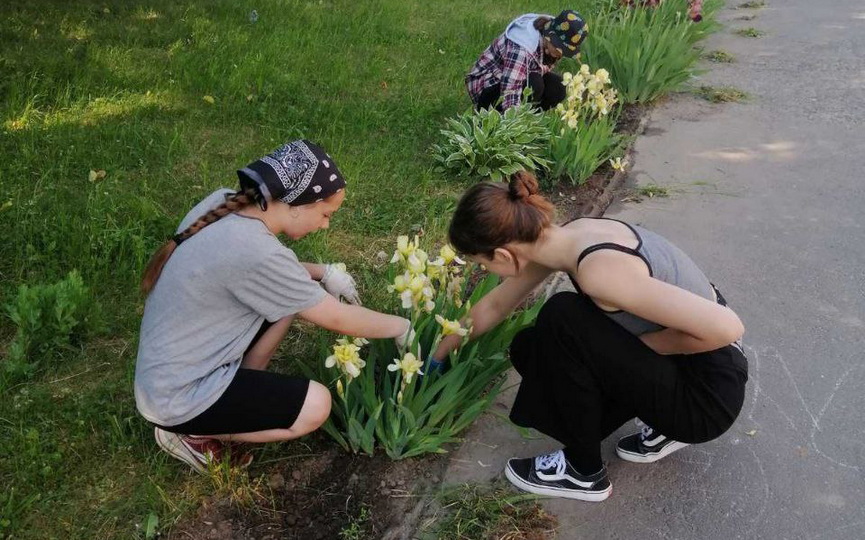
[635,418,654,442]
[535,450,566,476]
[641,424,654,441]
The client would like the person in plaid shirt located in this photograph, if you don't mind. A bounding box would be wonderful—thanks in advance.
[466,10,588,111]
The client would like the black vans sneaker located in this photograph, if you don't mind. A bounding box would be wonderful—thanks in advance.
[504,449,612,502]
[616,423,689,463]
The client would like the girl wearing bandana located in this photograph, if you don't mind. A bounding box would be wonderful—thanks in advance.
[433,171,747,501]
[135,140,413,472]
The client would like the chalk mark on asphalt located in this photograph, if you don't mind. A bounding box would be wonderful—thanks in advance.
[751,345,861,472]
[738,446,771,539]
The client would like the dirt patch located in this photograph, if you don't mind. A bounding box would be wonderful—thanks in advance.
[547,171,613,222]
[169,438,449,540]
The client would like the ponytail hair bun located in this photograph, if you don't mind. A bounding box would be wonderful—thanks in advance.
[448,170,555,257]
[508,170,541,201]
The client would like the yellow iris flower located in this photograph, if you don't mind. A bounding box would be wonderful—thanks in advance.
[388,352,425,384]
[610,157,628,171]
[325,341,367,379]
[435,314,468,336]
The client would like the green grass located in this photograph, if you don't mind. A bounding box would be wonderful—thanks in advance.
[736,27,765,37]
[0,0,721,537]
[697,85,749,103]
[0,0,594,537]
[704,49,736,63]
[419,482,557,539]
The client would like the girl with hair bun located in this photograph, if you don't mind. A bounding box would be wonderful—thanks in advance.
[434,171,747,501]
[135,140,414,472]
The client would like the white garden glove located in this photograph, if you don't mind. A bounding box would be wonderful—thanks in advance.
[394,319,416,352]
[321,263,361,305]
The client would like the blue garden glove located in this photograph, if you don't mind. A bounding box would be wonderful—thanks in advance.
[424,356,447,375]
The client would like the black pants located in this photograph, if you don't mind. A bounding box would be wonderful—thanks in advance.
[476,71,567,111]
[509,292,748,473]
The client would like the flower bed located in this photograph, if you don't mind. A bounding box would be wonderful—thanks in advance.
[305,235,542,459]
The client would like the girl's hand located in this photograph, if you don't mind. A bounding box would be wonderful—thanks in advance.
[394,319,415,351]
[321,263,361,305]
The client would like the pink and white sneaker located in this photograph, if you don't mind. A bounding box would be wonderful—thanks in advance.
[154,427,252,473]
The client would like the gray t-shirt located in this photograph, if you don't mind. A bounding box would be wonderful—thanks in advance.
[135,189,327,426]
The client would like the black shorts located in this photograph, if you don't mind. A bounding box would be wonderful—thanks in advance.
[158,368,310,436]
[157,320,310,436]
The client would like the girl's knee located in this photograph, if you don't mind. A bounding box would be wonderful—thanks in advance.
[300,381,332,429]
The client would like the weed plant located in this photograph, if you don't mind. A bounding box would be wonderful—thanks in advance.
[697,85,749,103]
[705,50,736,63]
[3,271,98,387]
[736,27,765,37]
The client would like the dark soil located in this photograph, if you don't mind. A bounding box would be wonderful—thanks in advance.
[170,437,449,540]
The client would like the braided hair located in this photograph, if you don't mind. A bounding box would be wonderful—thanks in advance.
[140,188,258,295]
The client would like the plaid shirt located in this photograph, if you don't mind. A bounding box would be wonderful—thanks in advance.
[466,33,551,110]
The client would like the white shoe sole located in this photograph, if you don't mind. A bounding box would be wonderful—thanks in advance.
[154,427,209,473]
[616,440,689,463]
[504,465,612,502]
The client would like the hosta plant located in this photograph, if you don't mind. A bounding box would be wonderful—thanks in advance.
[432,102,551,181]
[306,235,542,460]
[544,64,625,185]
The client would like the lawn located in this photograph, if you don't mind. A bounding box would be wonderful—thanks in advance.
[0,0,717,537]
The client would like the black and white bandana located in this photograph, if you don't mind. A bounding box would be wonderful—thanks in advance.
[237,140,347,206]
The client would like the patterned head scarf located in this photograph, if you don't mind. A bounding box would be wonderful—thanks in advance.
[236,140,347,208]
[543,10,588,58]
